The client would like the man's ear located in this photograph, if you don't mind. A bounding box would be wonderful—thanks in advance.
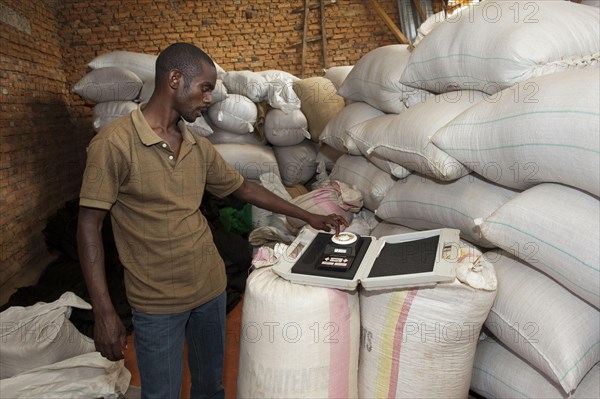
[169,69,183,90]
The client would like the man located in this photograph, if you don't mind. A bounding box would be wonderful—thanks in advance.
[77,42,347,399]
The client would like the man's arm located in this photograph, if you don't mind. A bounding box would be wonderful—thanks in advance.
[233,180,348,234]
[77,206,127,361]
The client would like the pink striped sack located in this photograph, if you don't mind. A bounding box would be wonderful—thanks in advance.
[237,268,360,398]
[358,245,496,398]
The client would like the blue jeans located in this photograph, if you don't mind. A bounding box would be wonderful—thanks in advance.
[132,291,226,399]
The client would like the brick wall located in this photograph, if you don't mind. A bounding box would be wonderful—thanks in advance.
[1,0,91,292]
[59,0,402,126]
[1,0,402,290]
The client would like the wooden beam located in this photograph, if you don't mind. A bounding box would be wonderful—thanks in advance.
[301,0,310,78]
[320,0,329,69]
[412,0,427,22]
[366,0,409,44]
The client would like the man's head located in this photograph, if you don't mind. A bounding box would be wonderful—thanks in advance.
[156,43,215,91]
[155,43,217,122]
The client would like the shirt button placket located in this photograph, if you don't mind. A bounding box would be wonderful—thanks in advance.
[160,142,175,163]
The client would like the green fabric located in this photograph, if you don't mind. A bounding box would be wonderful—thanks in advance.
[219,204,253,235]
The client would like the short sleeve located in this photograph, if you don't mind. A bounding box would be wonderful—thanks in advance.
[202,140,244,198]
[79,136,128,210]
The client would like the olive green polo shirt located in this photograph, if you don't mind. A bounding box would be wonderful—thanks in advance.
[80,105,244,314]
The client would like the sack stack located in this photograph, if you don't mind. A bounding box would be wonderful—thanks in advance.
[321,1,599,397]
[74,52,350,188]
[71,1,599,396]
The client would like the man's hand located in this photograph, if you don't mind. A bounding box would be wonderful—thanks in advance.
[93,310,127,361]
[307,213,349,236]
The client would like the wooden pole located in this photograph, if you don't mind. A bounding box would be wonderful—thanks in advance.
[301,0,310,77]
[320,0,329,69]
[366,0,409,44]
[412,0,427,22]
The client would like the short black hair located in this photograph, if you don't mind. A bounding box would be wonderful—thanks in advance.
[155,43,215,88]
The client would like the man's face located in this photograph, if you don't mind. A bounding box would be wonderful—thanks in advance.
[176,62,217,123]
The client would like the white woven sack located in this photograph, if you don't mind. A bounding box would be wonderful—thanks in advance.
[272,140,318,186]
[370,221,416,237]
[315,144,344,172]
[319,102,384,155]
[411,7,468,48]
[329,154,397,212]
[237,267,360,399]
[185,116,213,137]
[73,67,142,103]
[483,250,600,393]
[433,68,600,197]
[222,70,268,103]
[264,109,310,147]
[323,66,353,90]
[207,128,266,146]
[286,181,363,230]
[480,183,599,308]
[258,70,301,112]
[348,91,485,181]
[0,352,130,399]
[213,143,280,182]
[401,0,600,94]
[359,245,497,399]
[88,51,157,82]
[212,60,227,79]
[251,172,293,230]
[207,94,257,134]
[0,292,96,379]
[472,336,600,399]
[376,173,518,247]
[92,101,138,132]
[138,79,154,102]
[337,45,433,113]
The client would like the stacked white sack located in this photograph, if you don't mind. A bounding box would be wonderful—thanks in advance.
[375,173,519,248]
[76,51,230,136]
[348,91,487,181]
[207,127,266,146]
[87,50,157,82]
[272,140,319,186]
[319,101,384,156]
[359,242,497,398]
[433,68,600,197]
[482,250,599,394]
[323,66,353,91]
[337,45,432,113]
[212,143,280,183]
[472,336,599,399]
[263,109,309,147]
[73,65,142,133]
[222,70,268,103]
[237,267,360,399]
[480,183,599,309]
[207,94,257,135]
[401,0,599,94]
[329,154,397,212]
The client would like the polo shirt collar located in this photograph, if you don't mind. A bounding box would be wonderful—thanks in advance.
[132,103,197,146]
